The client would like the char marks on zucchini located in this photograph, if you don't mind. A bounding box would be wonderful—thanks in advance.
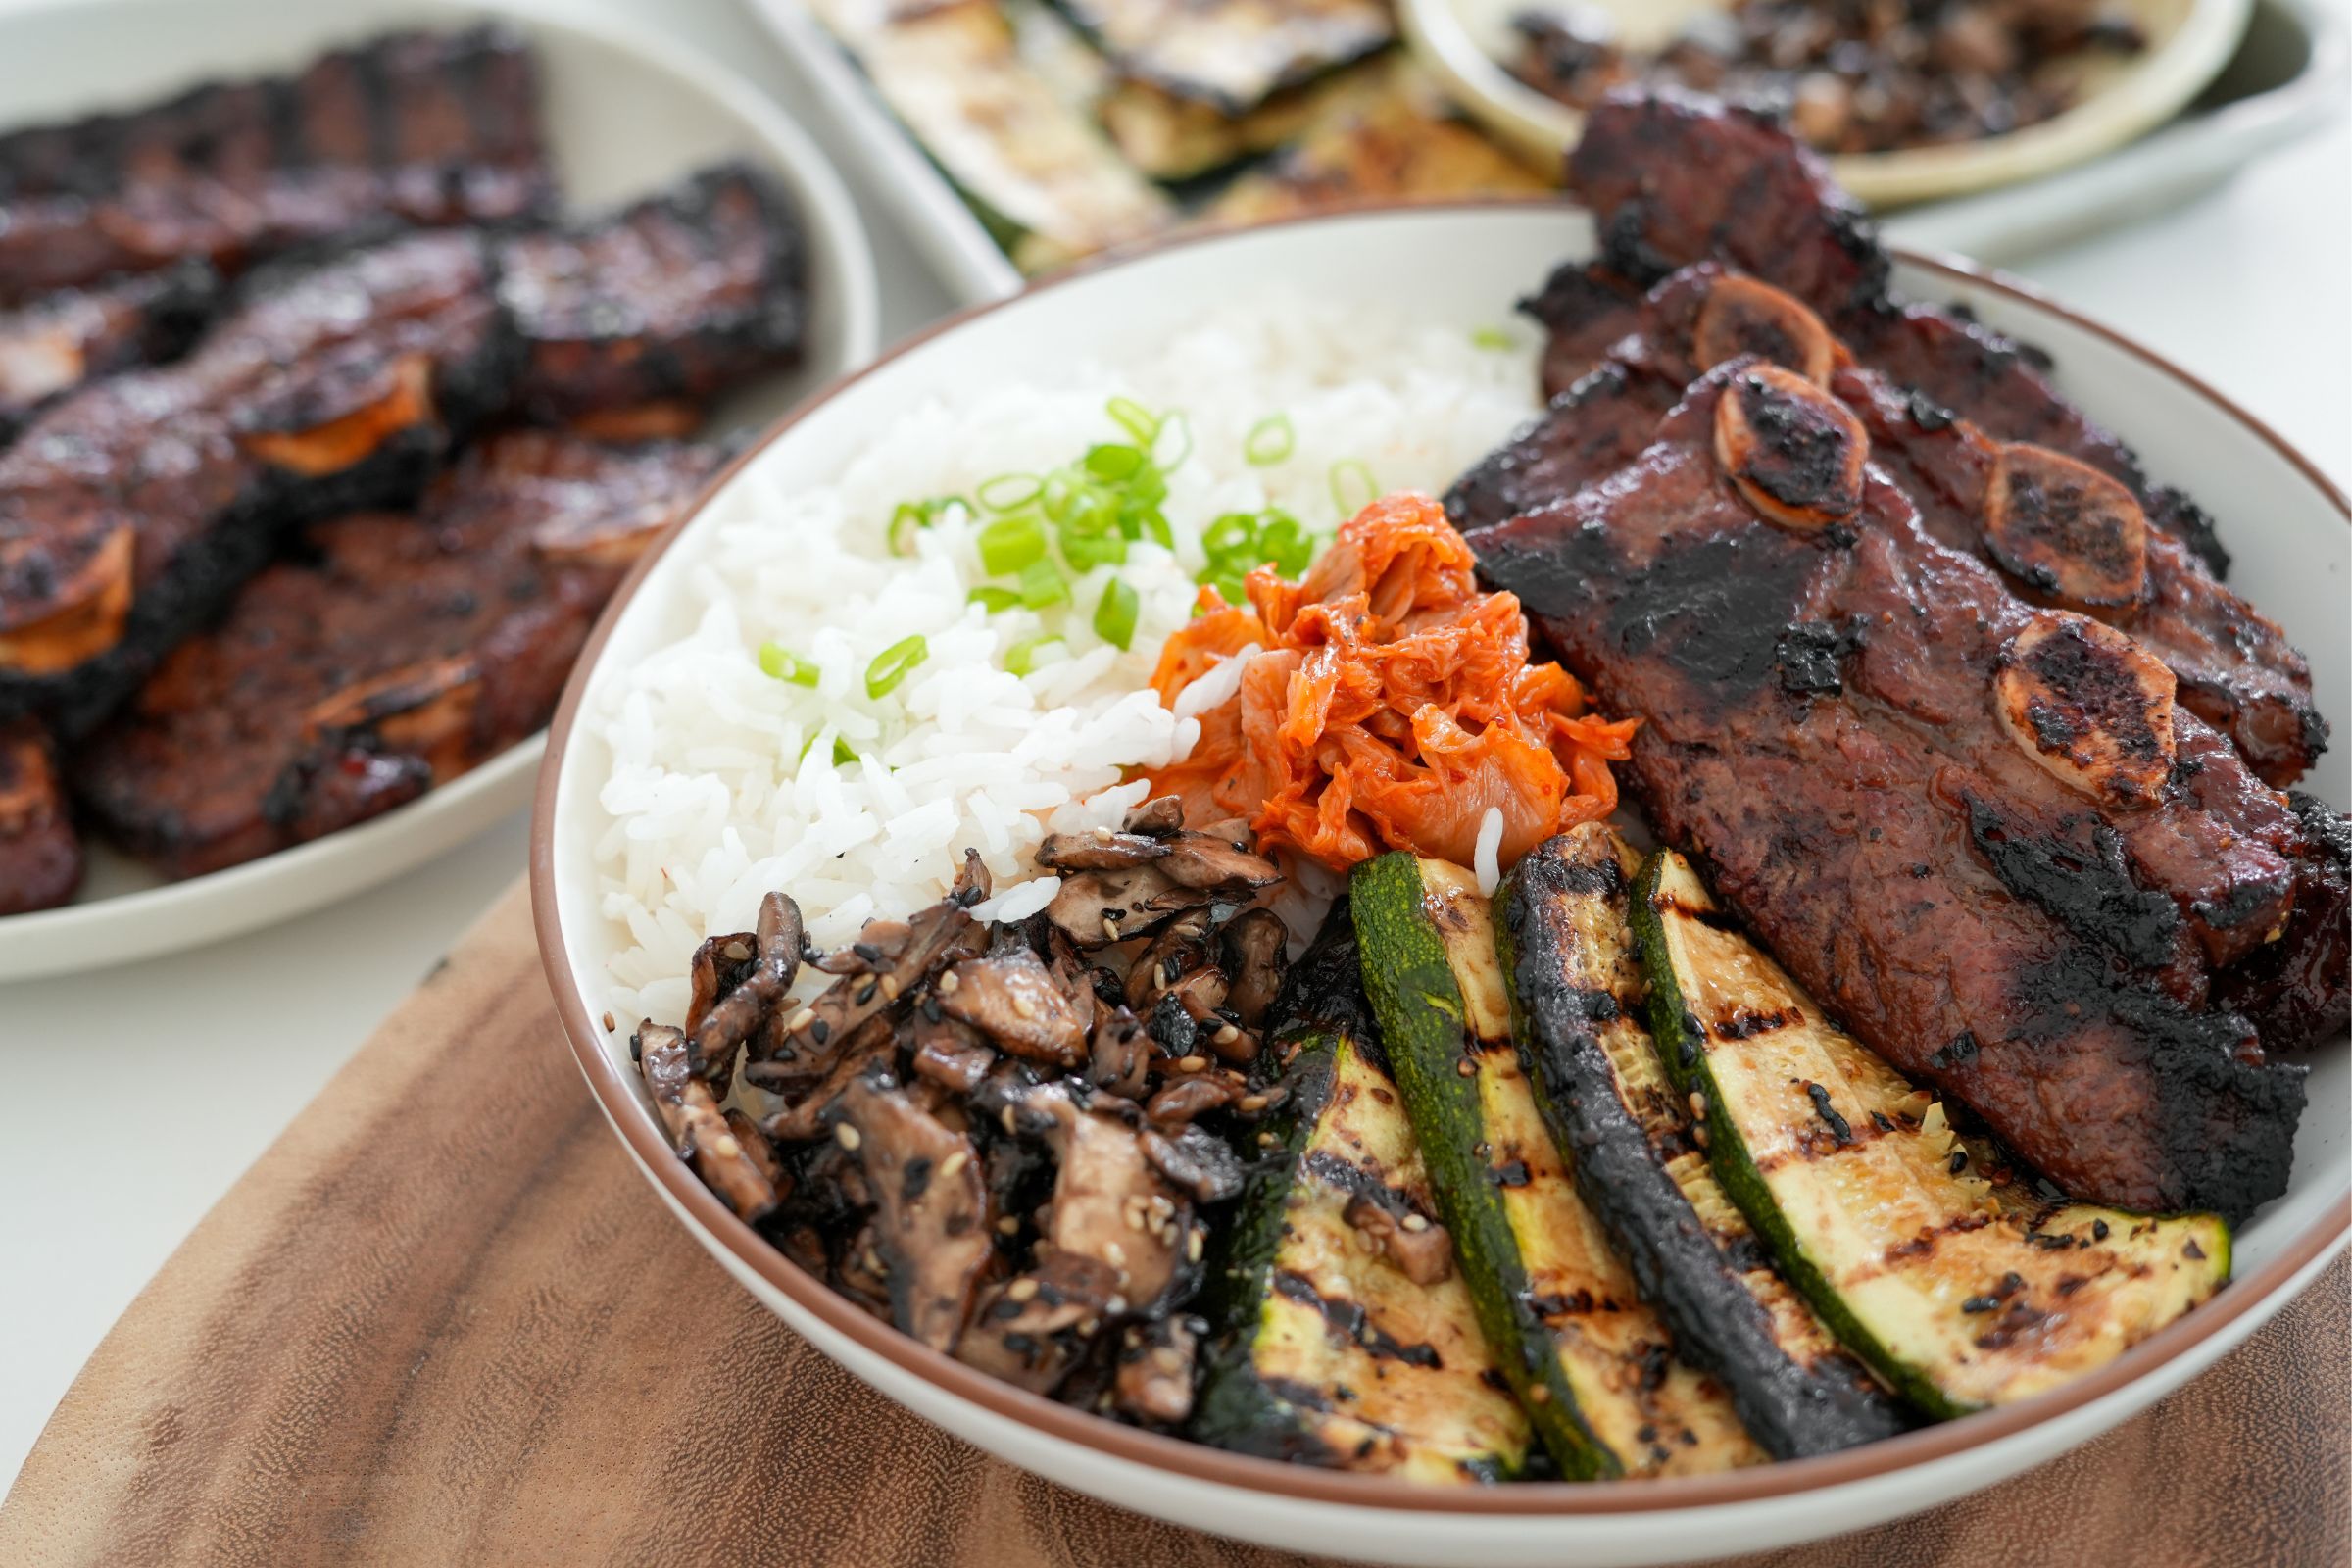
[1351,851,1764,1479]
[1499,824,1906,1458]
[1194,904,1530,1482]
[1631,847,2230,1417]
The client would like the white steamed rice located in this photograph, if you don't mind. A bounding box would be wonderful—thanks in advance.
[591,298,1540,1026]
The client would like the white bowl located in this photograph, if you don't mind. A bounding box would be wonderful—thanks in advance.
[532,204,2348,1568]
[0,0,879,982]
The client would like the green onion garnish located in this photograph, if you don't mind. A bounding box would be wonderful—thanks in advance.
[967,586,1022,613]
[1083,443,1146,482]
[758,642,821,687]
[977,472,1043,514]
[1470,325,1515,351]
[1093,575,1140,650]
[978,514,1047,575]
[887,496,962,556]
[1194,505,1316,604]
[865,635,928,699]
[1329,459,1378,515]
[1105,396,1159,445]
[1244,414,1294,466]
[1058,523,1128,571]
[1018,558,1069,609]
[833,736,858,766]
[1005,635,1063,676]
[1152,411,1193,471]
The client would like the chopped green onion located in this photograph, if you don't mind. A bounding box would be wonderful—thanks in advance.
[1105,396,1159,446]
[1244,414,1294,466]
[1005,635,1063,676]
[758,642,821,687]
[967,586,1021,613]
[1083,443,1146,482]
[865,634,928,699]
[1093,575,1140,650]
[1258,509,1313,575]
[1059,523,1128,571]
[1329,459,1378,515]
[1018,557,1069,609]
[977,472,1043,513]
[1470,325,1515,351]
[978,514,1047,575]
[887,495,962,556]
[833,736,858,766]
[1201,513,1257,558]
[1152,411,1193,471]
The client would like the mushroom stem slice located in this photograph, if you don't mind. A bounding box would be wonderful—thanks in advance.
[1993,612,2178,808]
[1713,363,1870,532]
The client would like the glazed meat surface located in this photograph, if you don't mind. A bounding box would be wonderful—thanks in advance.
[1469,363,2308,1219]
[0,716,79,913]
[0,27,551,307]
[0,262,220,446]
[498,163,806,430]
[0,228,514,735]
[74,431,720,878]
[1460,257,2324,787]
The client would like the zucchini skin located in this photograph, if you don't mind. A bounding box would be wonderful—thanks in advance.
[1629,848,2231,1419]
[1350,852,1763,1480]
[1499,830,1907,1458]
[1192,903,1528,1482]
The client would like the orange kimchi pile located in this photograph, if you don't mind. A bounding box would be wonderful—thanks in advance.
[1146,492,1638,874]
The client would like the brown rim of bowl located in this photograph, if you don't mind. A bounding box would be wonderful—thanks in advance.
[530,197,2352,1517]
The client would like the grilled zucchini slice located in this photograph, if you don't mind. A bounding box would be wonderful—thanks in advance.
[1499,826,1907,1457]
[1630,849,2230,1419]
[1351,852,1765,1479]
[1057,0,1394,118]
[1194,904,1529,1482]
[808,0,1173,272]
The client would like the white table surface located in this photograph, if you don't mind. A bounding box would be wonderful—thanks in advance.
[0,0,2345,1494]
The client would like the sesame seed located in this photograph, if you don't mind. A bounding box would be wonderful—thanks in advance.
[786,1007,816,1032]
[1012,994,1039,1019]
[1257,1132,1278,1147]
[1105,1243,1128,1269]
[881,974,901,1001]
[1213,1024,1241,1045]
[1401,1213,1430,1233]
[1689,1091,1707,1118]
[710,1135,741,1159]
[1153,1348,1184,1373]
[1176,1054,1206,1073]
[1529,1386,1551,1405]
[1008,1278,1039,1301]
[723,941,751,962]
[997,1216,1021,1235]
[1456,1059,1476,1078]
[938,970,961,995]
[1186,1230,1204,1261]
[1106,1296,1128,1315]
[939,1151,969,1179]
[1238,1094,1267,1112]
[601,1011,616,1032]
[833,1124,862,1152]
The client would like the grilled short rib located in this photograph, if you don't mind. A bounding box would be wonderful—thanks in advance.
[1470,362,2308,1220]
[0,27,552,308]
[0,262,220,447]
[74,431,720,878]
[0,716,79,912]
[500,164,807,430]
[0,228,516,736]
[1529,94,2327,786]
[1454,257,2324,789]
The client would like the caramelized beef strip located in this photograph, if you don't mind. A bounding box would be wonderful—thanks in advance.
[0,262,219,446]
[0,716,79,913]
[0,27,552,308]
[1465,255,2328,785]
[1470,362,2309,1218]
[498,164,805,428]
[70,432,718,878]
[0,228,515,735]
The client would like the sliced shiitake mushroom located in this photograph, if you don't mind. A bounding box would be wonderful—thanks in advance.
[957,1245,1122,1395]
[1113,1315,1201,1427]
[1123,795,1186,837]
[1993,612,2178,808]
[1693,274,1838,386]
[939,946,1091,1068]
[822,1069,994,1354]
[1218,907,1290,1027]
[1713,362,1870,533]
[1045,861,1214,947]
[1157,824,1281,892]
[755,896,983,1077]
[686,892,803,1083]
[1037,825,1172,871]
[636,1023,781,1222]
[1984,442,2149,609]
[1341,1192,1453,1286]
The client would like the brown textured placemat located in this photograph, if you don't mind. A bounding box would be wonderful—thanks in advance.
[2,882,2344,1568]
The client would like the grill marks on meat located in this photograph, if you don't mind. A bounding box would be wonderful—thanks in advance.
[1470,367,2308,1218]
[0,717,79,913]
[0,262,220,445]
[499,165,806,429]
[72,431,718,877]
[0,228,514,733]
[0,27,553,308]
